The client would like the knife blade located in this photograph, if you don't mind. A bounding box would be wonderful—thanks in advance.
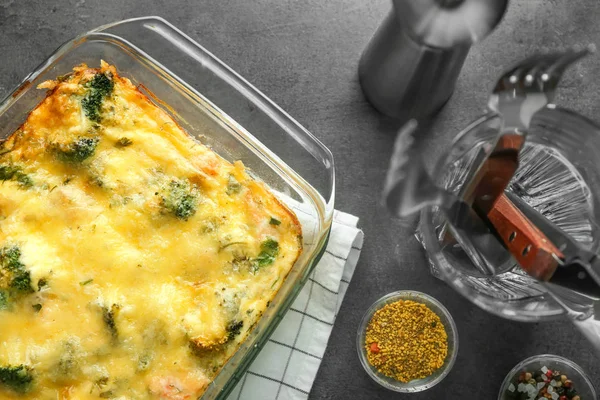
[440,145,516,276]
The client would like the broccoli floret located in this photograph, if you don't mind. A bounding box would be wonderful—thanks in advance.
[0,246,24,272]
[0,246,34,306]
[160,179,199,220]
[0,165,33,188]
[9,272,32,293]
[87,72,114,95]
[226,320,244,341]
[81,72,114,122]
[56,339,83,380]
[0,290,8,310]
[0,365,34,393]
[55,137,99,163]
[14,173,32,187]
[0,165,20,181]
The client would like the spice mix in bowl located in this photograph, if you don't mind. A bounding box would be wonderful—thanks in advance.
[356,291,459,392]
[498,354,597,400]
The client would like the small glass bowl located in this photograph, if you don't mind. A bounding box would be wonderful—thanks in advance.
[356,290,459,392]
[498,354,597,400]
[419,107,600,322]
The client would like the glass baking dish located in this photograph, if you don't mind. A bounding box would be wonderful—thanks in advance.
[0,16,334,399]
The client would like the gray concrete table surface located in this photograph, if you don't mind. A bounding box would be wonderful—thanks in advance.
[1,0,600,398]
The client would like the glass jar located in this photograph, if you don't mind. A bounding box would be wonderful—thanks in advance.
[418,106,600,321]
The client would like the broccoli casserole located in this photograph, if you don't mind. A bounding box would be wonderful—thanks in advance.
[0,61,302,399]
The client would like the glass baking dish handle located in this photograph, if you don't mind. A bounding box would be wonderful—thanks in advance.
[90,16,334,216]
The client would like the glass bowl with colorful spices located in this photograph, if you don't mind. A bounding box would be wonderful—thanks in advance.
[356,290,459,392]
[498,354,597,400]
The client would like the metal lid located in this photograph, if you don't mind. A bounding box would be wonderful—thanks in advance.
[393,0,509,48]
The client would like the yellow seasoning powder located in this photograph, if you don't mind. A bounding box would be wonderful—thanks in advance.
[364,299,448,383]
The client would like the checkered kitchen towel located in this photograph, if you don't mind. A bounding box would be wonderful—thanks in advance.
[227,210,364,400]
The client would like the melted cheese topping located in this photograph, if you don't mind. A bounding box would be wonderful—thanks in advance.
[0,62,302,399]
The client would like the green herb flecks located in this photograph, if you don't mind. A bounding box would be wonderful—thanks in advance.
[226,174,242,195]
[250,239,279,274]
[94,376,109,390]
[0,165,33,188]
[137,354,152,372]
[0,365,34,393]
[115,137,132,147]
[56,74,71,83]
[37,278,48,291]
[269,217,281,226]
[81,72,114,122]
[32,304,42,313]
[80,279,94,286]
[160,179,199,220]
[55,137,100,163]
[102,304,121,340]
